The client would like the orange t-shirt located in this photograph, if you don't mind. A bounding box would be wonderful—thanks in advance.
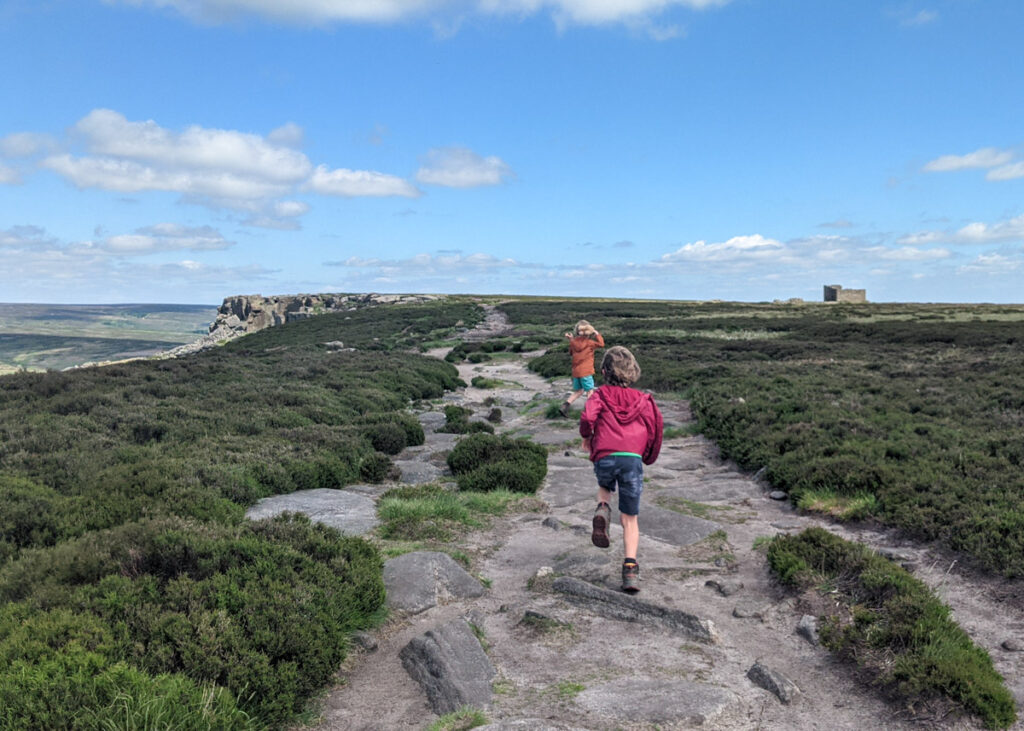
[569,332,604,377]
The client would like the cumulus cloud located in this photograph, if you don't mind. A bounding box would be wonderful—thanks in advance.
[987,161,1024,181]
[306,165,421,197]
[958,253,1022,274]
[0,132,57,158]
[100,224,235,255]
[867,245,950,261]
[109,0,730,27]
[0,163,20,184]
[28,109,430,226]
[659,234,785,263]
[899,214,1024,246]
[327,252,522,271]
[0,224,273,301]
[923,147,1014,172]
[416,147,513,188]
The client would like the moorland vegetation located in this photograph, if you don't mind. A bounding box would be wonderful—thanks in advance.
[0,302,487,727]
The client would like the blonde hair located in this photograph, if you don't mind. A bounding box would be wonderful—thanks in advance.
[574,320,593,336]
[601,346,641,386]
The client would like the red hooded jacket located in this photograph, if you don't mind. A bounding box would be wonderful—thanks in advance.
[579,385,663,465]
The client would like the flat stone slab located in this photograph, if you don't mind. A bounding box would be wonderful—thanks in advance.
[416,411,447,431]
[541,465,599,508]
[639,503,722,548]
[553,576,717,643]
[245,488,378,536]
[576,677,733,725]
[528,426,579,446]
[392,460,443,484]
[384,551,485,614]
[400,617,495,715]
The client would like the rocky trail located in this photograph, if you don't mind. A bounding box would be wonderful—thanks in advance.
[249,308,1024,730]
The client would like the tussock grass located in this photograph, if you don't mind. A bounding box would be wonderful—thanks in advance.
[768,528,1016,728]
[377,484,527,541]
[797,489,878,520]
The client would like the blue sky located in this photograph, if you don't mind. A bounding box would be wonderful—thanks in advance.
[0,0,1021,304]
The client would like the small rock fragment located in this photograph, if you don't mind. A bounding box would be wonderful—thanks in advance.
[796,615,819,645]
[732,600,768,621]
[564,450,571,457]
[351,631,378,652]
[1002,639,1022,652]
[542,517,561,531]
[487,408,502,423]
[705,579,744,597]
[770,521,803,530]
[747,661,800,704]
[535,566,554,579]
[768,491,789,501]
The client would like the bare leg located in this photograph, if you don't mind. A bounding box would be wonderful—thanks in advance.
[598,487,612,505]
[565,388,585,405]
[620,513,639,560]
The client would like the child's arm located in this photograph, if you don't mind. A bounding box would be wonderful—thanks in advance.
[591,331,604,347]
[642,397,664,465]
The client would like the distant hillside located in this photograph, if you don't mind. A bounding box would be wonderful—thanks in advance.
[0,303,216,372]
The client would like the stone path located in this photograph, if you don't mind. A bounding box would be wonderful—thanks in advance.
[253,307,1024,730]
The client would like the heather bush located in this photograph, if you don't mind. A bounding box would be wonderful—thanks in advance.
[768,528,1015,728]
[0,514,384,725]
[447,433,548,494]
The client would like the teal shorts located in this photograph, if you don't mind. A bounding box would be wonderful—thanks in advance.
[572,375,595,392]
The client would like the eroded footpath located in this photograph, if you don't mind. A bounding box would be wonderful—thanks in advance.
[260,311,1024,731]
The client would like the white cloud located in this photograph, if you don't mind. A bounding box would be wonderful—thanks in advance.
[867,245,950,261]
[901,9,937,26]
[102,224,235,255]
[416,147,513,188]
[306,165,421,198]
[659,234,785,263]
[923,147,1013,172]
[987,161,1024,181]
[899,214,1024,246]
[71,109,311,183]
[266,122,304,148]
[329,252,521,271]
[0,132,57,158]
[0,163,20,184]
[29,109,428,226]
[110,0,729,27]
[0,224,273,301]
[958,253,1023,274]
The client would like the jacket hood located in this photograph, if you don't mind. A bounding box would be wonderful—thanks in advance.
[597,385,651,423]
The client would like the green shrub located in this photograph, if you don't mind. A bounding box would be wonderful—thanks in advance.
[360,452,394,483]
[467,352,491,363]
[471,376,502,389]
[438,405,495,435]
[447,433,548,494]
[768,528,1016,728]
[0,515,385,725]
[363,422,408,455]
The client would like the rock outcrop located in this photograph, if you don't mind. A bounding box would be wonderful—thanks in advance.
[160,292,445,358]
[208,292,444,341]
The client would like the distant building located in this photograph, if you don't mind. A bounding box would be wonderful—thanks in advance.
[823,284,867,303]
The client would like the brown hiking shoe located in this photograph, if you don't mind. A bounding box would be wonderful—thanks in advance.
[622,561,640,593]
[559,401,571,417]
[591,502,611,548]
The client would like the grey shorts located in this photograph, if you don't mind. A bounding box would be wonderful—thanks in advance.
[594,455,643,516]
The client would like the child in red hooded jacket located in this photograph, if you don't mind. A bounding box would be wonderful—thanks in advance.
[579,345,663,593]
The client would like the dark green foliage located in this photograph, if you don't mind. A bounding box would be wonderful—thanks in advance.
[360,452,394,483]
[438,404,495,435]
[447,433,548,493]
[471,376,502,389]
[768,528,1015,728]
[467,352,492,363]
[363,422,408,454]
[0,514,384,725]
[0,300,477,727]
[507,299,1024,576]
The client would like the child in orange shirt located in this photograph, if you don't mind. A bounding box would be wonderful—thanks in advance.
[559,320,604,417]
